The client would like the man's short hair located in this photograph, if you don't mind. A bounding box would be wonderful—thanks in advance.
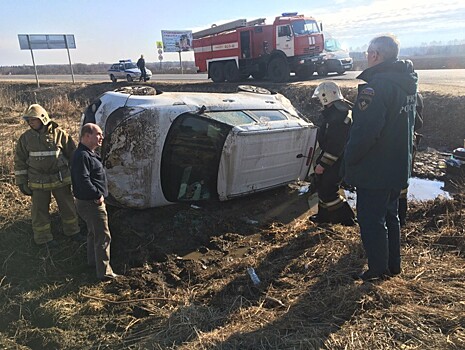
[80,123,95,139]
[368,34,400,61]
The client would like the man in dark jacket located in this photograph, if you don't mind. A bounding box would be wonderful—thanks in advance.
[310,81,356,226]
[71,123,118,281]
[343,34,418,281]
[137,54,147,82]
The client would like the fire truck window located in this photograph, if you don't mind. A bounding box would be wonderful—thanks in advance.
[160,113,232,203]
[292,20,320,35]
[240,31,251,58]
[278,26,291,37]
[247,110,288,122]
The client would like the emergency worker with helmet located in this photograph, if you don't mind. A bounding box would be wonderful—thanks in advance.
[310,81,356,226]
[14,104,80,246]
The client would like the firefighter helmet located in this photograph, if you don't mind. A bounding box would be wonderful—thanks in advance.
[312,82,344,106]
[23,104,51,125]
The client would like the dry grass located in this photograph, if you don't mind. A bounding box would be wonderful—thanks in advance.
[0,81,464,349]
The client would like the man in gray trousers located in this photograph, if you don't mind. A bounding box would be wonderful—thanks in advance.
[71,123,119,281]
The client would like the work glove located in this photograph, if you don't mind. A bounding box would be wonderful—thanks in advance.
[18,184,33,196]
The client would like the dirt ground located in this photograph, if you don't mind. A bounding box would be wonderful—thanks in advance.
[0,80,464,349]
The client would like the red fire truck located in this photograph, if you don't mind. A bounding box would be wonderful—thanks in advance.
[193,12,324,83]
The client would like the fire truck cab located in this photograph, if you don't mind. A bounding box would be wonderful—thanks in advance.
[193,13,324,83]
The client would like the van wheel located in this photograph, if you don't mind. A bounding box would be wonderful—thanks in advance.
[296,66,314,80]
[336,69,346,75]
[224,61,240,82]
[317,66,328,76]
[210,62,225,83]
[110,74,117,82]
[126,74,133,82]
[267,57,290,83]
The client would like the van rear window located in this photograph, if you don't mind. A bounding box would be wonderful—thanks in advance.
[204,111,255,126]
[247,110,288,122]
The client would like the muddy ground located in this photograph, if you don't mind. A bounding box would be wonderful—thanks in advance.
[0,80,464,349]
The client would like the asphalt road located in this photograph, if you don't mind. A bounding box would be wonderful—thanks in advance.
[0,69,464,87]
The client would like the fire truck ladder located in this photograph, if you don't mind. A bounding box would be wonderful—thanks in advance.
[193,18,266,39]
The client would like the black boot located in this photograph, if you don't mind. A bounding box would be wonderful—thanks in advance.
[330,202,356,226]
[309,206,331,224]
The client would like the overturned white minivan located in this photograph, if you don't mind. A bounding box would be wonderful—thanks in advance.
[81,85,317,209]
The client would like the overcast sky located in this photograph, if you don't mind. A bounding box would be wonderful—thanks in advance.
[1,0,464,66]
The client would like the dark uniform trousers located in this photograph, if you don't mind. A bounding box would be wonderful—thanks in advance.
[75,199,114,279]
[32,185,80,244]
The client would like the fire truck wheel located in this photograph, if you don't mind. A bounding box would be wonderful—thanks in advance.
[267,57,290,83]
[210,62,225,83]
[224,61,240,82]
[240,73,250,80]
[251,70,266,80]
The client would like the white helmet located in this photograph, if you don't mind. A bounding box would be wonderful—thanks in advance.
[312,81,344,106]
[23,104,51,125]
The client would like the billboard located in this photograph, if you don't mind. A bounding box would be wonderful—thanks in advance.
[18,34,76,50]
[161,30,193,52]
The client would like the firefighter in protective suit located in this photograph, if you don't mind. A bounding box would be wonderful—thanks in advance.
[14,104,80,245]
[310,82,356,226]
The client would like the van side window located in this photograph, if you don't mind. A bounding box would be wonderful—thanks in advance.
[161,113,232,202]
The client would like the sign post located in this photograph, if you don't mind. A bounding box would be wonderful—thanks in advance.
[158,48,163,70]
[25,35,40,87]
[18,34,77,86]
[64,36,75,83]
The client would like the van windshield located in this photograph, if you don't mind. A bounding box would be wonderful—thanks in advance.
[291,20,320,35]
[325,38,343,52]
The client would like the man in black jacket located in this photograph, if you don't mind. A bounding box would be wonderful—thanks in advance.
[71,123,118,281]
[343,34,418,281]
[310,81,356,226]
[137,54,147,82]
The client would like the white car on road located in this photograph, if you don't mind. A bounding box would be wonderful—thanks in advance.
[108,60,152,82]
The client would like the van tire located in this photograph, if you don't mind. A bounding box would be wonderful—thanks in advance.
[317,66,328,77]
[126,74,133,82]
[296,66,314,80]
[110,74,117,82]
